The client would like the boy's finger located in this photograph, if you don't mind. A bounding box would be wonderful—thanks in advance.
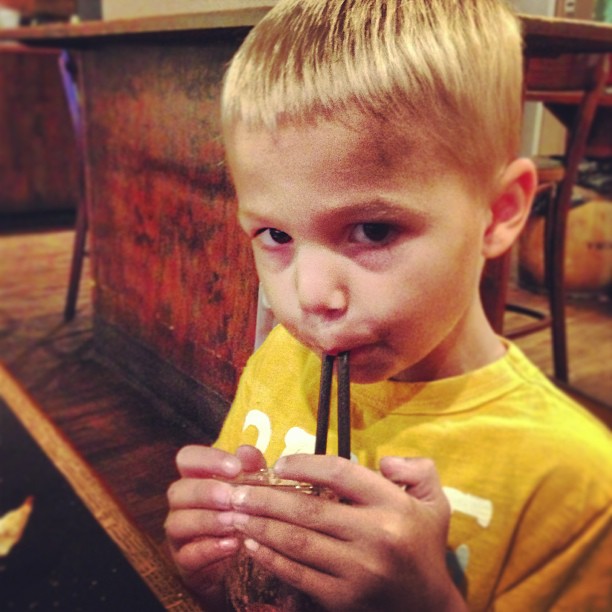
[175,445,241,478]
[236,444,268,472]
[272,454,399,505]
[231,511,348,575]
[164,508,236,542]
[228,481,347,534]
[237,531,343,598]
[171,535,240,573]
[379,456,445,503]
[167,478,234,510]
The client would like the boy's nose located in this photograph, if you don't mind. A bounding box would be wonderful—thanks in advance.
[294,248,347,317]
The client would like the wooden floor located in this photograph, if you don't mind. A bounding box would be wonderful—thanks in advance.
[0,220,610,560]
[0,221,214,555]
[504,282,612,418]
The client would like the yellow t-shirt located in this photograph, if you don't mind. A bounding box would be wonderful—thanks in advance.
[215,325,612,611]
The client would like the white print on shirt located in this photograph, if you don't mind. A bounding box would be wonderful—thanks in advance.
[243,410,315,455]
[282,427,317,456]
[243,410,272,453]
[242,410,358,460]
[443,487,494,528]
[441,489,493,574]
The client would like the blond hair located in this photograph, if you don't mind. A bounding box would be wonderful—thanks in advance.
[222,0,524,189]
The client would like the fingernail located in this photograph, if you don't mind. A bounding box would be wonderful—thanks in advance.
[231,486,248,509]
[222,456,241,475]
[273,457,287,474]
[244,538,259,552]
[232,512,249,530]
[213,483,232,507]
[218,537,239,552]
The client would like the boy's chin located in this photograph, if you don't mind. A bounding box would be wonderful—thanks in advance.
[336,349,406,385]
[350,362,404,384]
[349,348,430,384]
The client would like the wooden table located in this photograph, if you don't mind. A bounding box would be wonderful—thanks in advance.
[1,9,611,431]
[0,45,78,215]
[527,90,612,158]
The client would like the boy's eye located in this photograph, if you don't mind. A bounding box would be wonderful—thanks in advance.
[256,228,292,246]
[352,223,394,244]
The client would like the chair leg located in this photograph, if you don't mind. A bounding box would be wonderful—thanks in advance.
[549,235,569,382]
[546,184,569,383]
[550,291,568,382]
[60,51,89,323]
[64,200,88,322]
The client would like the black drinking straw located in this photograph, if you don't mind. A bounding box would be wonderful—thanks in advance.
[315,352,351,459]
[315,354,334,455]
[337,352,351,459]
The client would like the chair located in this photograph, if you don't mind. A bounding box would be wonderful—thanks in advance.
[481,52,610,383]
[59,50,88,322]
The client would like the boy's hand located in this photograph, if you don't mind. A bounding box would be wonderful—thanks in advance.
[227,454,466,612]
[164,445,266,603]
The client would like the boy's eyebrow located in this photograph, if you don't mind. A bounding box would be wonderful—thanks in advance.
[238,198,433,227]
[324,199,432,223]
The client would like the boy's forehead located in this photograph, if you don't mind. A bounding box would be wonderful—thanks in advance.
[226,115,439,185]
[225,114,487,226]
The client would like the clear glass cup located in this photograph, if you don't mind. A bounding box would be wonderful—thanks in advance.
[224,468,331,612]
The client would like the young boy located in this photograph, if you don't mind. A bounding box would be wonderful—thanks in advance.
[165,1,611,609]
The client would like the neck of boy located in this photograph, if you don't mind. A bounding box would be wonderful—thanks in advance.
[391,306,506,383]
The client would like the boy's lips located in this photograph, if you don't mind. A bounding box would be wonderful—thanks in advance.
[322,348,349,357]
[320,341,372,358]
[295,326,380,358]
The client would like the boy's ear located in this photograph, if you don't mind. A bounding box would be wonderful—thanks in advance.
[482,158,538,259]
